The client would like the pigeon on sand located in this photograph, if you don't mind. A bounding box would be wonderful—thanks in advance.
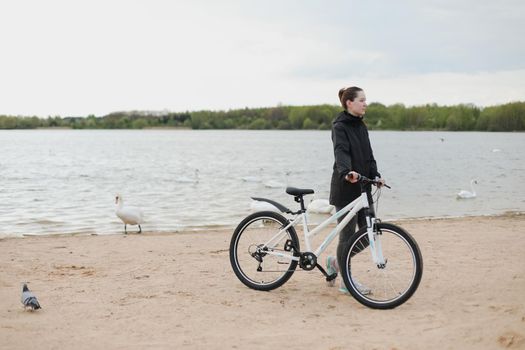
[21,283,41,310]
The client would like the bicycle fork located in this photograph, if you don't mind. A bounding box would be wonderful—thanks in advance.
[366,217,386,268]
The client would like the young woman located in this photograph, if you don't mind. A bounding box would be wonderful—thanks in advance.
[327,86,384,294]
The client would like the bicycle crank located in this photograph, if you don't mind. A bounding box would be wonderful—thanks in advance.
[299,252,317,270]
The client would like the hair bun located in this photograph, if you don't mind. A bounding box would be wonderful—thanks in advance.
[338,87,347,102]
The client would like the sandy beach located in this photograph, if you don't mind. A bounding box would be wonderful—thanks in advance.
[1,214,524,349]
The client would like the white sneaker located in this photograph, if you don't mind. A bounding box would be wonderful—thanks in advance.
[353,279,372,295]
[339,279,372,295]
[326,256,338,287]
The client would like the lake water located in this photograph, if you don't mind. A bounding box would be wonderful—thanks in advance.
[0,130,524,237]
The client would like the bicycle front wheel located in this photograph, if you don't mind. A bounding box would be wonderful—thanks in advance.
[230,211,300,291]
[341,222,423,309]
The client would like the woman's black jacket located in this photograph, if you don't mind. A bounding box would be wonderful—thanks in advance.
[329,111,380,207]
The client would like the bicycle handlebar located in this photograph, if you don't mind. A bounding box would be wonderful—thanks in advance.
[351,173,391,189]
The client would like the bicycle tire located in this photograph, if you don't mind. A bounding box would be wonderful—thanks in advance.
[341,222,423,309]
[230,211,300,291]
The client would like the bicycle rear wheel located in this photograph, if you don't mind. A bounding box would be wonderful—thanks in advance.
[341,222,423,309]
[229,211,300,291]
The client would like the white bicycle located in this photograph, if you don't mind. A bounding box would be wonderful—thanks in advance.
[229,175,423,309]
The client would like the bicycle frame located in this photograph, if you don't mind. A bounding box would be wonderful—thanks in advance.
[262,191,386,266]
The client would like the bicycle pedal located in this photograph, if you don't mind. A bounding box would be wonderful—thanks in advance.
[326,273,337,282]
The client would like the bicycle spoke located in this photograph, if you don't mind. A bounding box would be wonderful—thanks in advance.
[343,223,422,308]
[230,212,299,290]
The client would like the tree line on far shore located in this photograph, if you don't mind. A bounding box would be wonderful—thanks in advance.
[1,101,524,131]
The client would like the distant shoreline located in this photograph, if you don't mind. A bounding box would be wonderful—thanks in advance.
[2,101,524,131]
[1,128,524,133]
[2,211,522,240]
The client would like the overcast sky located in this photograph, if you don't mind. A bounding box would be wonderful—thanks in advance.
[1,0,524,117]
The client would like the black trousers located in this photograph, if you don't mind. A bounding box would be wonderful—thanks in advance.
[335,190,374,270]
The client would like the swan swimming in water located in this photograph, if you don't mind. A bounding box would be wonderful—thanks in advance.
[249,200,280,213]
[241,176,262,183]
[175,169,199,184]
[264,180,285,189]
[307,198,335,214]
[115,194,144,233]
[457,179,478,199]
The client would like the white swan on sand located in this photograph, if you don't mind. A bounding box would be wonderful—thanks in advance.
[115,194,144,233]
[457,180,478,199]
[307,199,335,214]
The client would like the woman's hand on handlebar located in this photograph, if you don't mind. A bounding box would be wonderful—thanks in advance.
[346,172,389,188]
[345,171,360,183]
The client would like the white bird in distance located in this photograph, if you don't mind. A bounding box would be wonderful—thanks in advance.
[457,179,478,199]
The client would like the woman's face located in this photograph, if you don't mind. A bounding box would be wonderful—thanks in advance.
[346,91,367,116]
